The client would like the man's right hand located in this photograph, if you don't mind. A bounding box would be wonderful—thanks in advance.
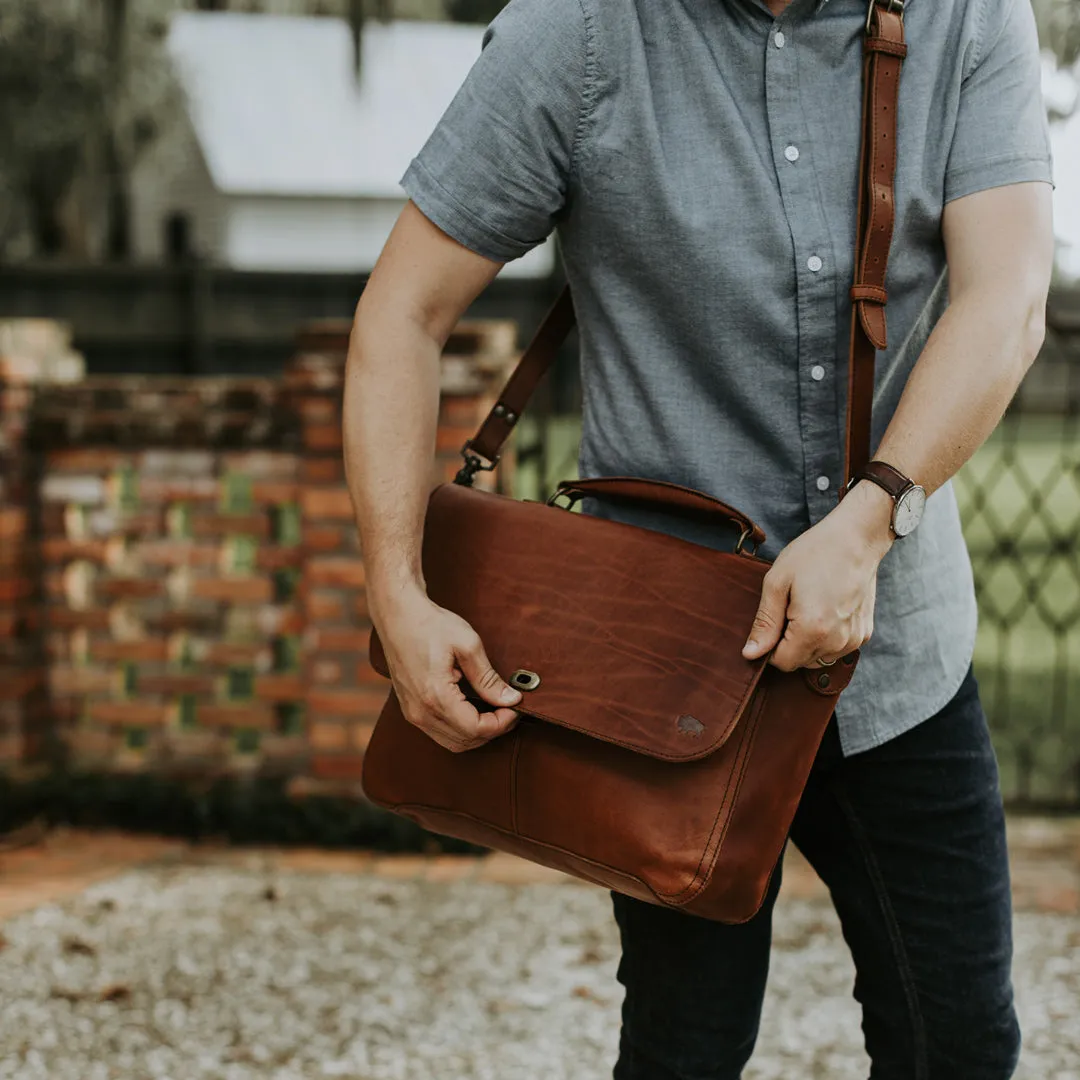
[374,590,523,753]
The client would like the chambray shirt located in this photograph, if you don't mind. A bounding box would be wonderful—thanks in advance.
[401,0,1052,753]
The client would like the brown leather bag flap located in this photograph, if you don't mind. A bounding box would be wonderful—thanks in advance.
[368,483,774,764]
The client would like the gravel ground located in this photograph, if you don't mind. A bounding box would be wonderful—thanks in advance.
[0,865,1077,1080]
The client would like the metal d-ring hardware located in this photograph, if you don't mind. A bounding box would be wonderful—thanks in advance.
[735,526,761,558]
[866,0,903,33]
[511,669,541,692]
[546,489,579,510]
[454,441,500,487]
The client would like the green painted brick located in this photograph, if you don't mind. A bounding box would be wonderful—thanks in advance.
[271,503,302,547]
[272,635,302,673]
[178,695,198,729]
[272,568,299,603]
[275,702,305,736]
[114,464,139,512]
[220,472,254,514]
[226,667,255,700]
[166,503,193,540]
[235,728,260,755]
[125,727,148,750]
[225,534,259,575]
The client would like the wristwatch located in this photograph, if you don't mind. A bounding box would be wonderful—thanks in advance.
[847,461,926,538]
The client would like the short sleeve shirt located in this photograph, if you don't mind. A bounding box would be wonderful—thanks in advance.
[401,0,1053,754]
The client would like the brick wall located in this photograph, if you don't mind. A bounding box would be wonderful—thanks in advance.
[35,379,307,777]
[0,322,85,773]
[0,317,518,805]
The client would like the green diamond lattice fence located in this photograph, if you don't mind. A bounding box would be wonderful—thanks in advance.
[954,305,1080,808]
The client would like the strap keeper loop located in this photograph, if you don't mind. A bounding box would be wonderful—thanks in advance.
[865,36,908,58]
[850,284,888,305]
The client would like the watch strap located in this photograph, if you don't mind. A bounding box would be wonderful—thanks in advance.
[851,460,913,500]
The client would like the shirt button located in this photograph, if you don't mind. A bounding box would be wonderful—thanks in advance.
[784,145,800,163]
[811,364,825,381]
[816,475,831,493]
[807,255,823,273]
[774,30,786,48]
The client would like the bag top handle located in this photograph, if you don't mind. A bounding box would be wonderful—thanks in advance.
[457,1,907,491]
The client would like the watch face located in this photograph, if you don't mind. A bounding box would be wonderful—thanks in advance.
[893,485,927,538]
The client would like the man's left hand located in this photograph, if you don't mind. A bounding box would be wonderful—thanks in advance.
[741,481,896,671]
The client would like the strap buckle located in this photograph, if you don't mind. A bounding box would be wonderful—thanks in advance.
[454,441,500,487]
[866,0,904,34]
[546,489,578,510]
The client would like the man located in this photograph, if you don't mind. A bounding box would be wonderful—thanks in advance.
[344,0,1054,1075]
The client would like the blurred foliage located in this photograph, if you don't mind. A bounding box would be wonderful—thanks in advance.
[0,1,180,259]
[441,0,1080,38]
[1034,0,1080,66]
[0,771,484,853]
[445,0,508,24]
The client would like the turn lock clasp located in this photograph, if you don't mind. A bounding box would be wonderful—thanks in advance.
[510,669,541,692]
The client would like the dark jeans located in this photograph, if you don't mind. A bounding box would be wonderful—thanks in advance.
[611,668,1020,1080]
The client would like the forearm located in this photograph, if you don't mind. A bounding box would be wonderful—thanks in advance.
[837,182,1053,548]
[343,295,442,621]
[749,287,1046,667]
[838,285,1046,551]
[875,287,1045,496]
[342,201,503,630]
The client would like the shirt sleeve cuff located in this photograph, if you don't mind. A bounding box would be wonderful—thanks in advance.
[944,154,1054,204]
[400,157,536,264]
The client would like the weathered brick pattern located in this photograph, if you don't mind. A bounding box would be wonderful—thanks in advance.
[0,504,43,769]
[35,379,308,777]
[0,321,85,772]
[0,317,519,793]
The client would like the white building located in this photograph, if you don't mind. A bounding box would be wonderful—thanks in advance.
[1043,52,1080,282]
[130,11,553,277]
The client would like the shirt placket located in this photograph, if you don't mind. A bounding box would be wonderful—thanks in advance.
[764,16,843,527]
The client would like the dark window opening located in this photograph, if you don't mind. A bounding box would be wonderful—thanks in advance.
[165,212,192,262]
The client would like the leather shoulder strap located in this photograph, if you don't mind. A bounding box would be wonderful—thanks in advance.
[461,287,575,470]
[458,2,906,489]
[845,3,907,486]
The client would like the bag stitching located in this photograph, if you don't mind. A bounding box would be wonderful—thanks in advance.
[656,695,757,902]
[379,702,760,912]
[384,803,664,902]
[502,660,767,764]
[657,684,767,904]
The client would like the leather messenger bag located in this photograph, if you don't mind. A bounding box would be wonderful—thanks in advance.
[362,4,907,922]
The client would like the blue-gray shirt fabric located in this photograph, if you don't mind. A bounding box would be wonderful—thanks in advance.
[401,0,1052,754]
